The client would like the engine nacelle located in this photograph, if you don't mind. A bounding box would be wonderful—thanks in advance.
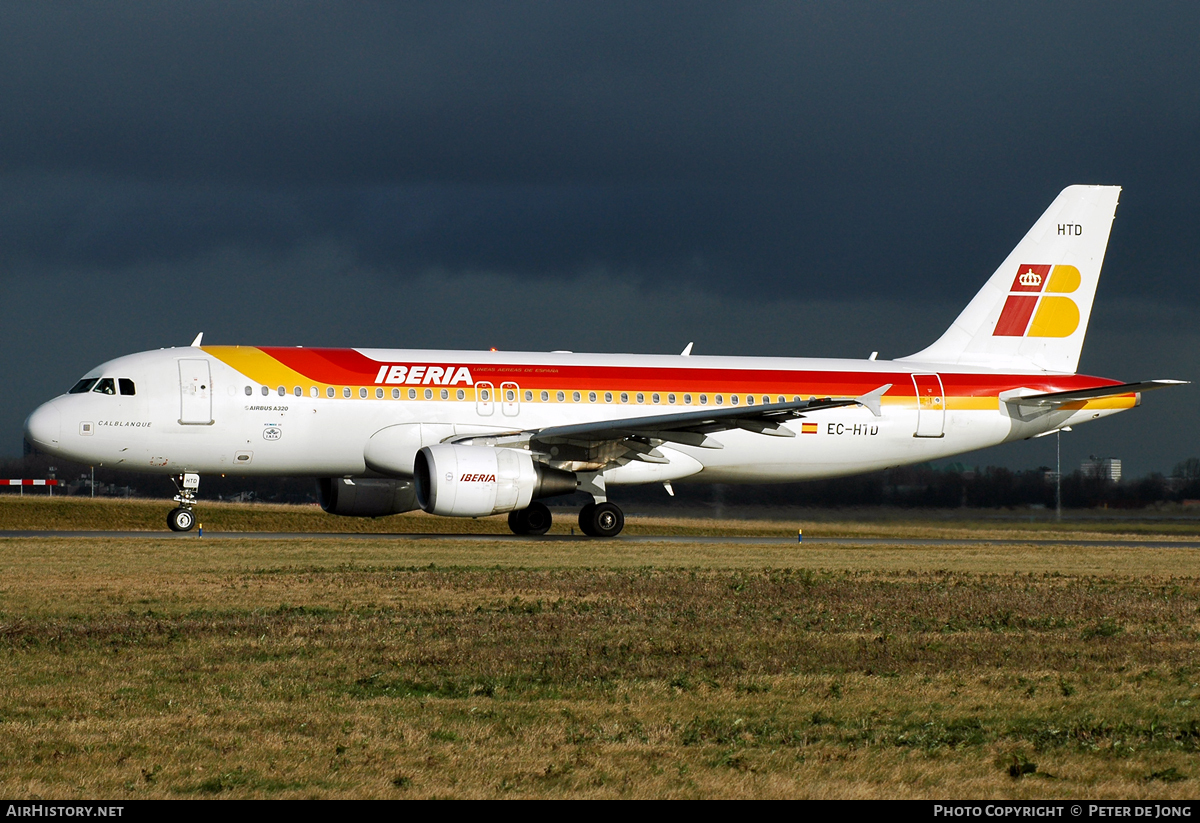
[318,477,418,517]
[414,444,577,517]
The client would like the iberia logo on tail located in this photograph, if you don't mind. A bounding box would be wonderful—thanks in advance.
[993,264,1081,337]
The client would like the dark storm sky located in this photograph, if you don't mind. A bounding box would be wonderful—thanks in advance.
[2,2,1197,476]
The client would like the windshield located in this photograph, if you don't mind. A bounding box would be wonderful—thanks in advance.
[69,378,98,394]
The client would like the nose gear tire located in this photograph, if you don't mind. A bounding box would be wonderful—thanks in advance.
[167,507,195,532]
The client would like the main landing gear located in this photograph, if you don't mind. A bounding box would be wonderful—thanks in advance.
[168,472,200,532]
[578,501,624,538]
[508,501,552,535]
[505,500,627,537]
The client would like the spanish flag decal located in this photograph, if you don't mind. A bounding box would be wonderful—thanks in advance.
[801,422,819,434]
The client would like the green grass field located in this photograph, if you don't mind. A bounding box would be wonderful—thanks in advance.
[1,498,1199,798]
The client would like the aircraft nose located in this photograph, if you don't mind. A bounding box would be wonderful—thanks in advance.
[23,402,62,450]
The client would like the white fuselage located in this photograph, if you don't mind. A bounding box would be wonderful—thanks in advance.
[23,345,1134,487]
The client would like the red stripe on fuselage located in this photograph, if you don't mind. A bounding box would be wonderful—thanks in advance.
[259,347,383,385]
[246,348,1124,398]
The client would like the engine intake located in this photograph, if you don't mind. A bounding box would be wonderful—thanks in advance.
[318,477,418,517]
[414,444,577,517]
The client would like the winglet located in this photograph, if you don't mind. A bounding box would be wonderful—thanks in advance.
[856,384,892,417]
[190,332,204,347]
[680,342,694,356]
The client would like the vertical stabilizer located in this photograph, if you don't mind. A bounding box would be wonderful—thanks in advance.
[899,185,1121,373]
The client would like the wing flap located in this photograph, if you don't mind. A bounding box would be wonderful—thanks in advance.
[529,385,891,447]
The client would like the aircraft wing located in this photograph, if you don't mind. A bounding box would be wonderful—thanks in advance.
[450,384,891,464]
[1003,379,1187,408]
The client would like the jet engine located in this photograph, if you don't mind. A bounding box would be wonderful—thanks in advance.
[414,444,577,517]
[317,477,418,517]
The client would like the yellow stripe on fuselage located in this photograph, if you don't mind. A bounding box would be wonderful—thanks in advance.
[204,346,318,390]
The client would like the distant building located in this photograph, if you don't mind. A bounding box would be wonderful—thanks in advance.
[1080,456,1122,482]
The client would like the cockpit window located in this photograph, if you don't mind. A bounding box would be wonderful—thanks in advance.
[92,378,116,395]
[118,378,136,396]
[69,378,98,394]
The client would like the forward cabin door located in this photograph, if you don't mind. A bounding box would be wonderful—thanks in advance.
[179,359,213,425]
[911,373,945,438]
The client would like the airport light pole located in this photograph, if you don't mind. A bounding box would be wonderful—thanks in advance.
[1056,430,1062,521]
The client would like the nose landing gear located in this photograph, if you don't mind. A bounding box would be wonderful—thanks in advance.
[167,472,200,532]
[167,506,195,532]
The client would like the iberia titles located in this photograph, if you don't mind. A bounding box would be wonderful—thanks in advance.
[372,365,474,386]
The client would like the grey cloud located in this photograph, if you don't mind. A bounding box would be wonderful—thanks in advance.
[2,3,1196,469]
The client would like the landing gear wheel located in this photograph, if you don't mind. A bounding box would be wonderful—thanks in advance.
[579,501,624,538]
[578,502,597,536]
[167,507,195,532]
[508,502,552,536]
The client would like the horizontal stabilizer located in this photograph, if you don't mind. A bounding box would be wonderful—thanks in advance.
[1003,379,1187,407]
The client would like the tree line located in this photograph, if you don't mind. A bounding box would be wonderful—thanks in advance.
[3,453,1199,510]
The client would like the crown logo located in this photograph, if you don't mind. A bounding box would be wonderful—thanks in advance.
[1018,269,1042,287]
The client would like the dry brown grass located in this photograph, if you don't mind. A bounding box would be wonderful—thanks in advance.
[1,533,1199,798]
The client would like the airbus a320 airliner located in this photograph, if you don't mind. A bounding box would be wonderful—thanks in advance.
[22,186,1184,536]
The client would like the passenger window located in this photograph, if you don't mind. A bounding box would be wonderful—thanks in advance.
[652,393,660,404]
[557,391,565,402]
[604,392,613,403]
[668,393,676,404]
[700,394,708,405]
[277,386,286,396]
[327,387,335,398]
[746,395,754,405]
[778,396,785,404]
[715,395,723,405]
[731,395,738,406]
[683,394,692,404]
[294,386,302,397]
[589,392,597,403]
[620,392,629,403]
[457,389,465,400]
[69,378,99,394]
[409,388,417,399]
[540,390,548,402]
[392,388,400,399]
[480,388,490,401]
[343,387,351,398]
[358,388,367,398]
[426,389,434,400]
[440,389,449,399]
[636,392,644,403]
[375,388,384,399]
[262,386,270,396]
[572,391,581,402]
[310,387,318,398]
[245,386,253,396]
[527,390,535,402]
[119,379,136,396]
[762,396,770,405]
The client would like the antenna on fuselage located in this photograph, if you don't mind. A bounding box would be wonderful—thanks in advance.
[680,342,694,356]
[190,332,204,347]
